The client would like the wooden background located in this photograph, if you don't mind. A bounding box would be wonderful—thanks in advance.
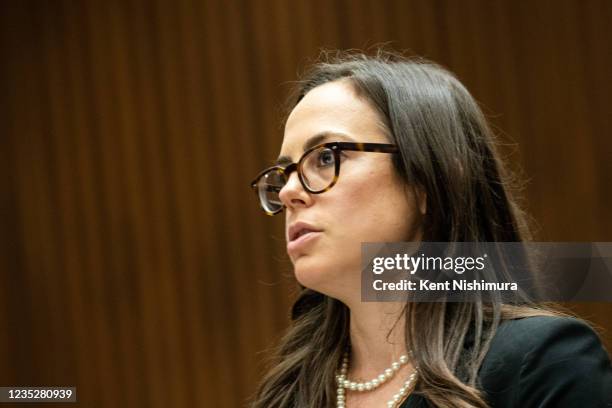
[1,0,610,407]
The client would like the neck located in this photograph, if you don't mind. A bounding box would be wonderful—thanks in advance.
[346,300,409,379]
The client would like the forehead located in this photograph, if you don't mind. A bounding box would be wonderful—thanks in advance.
[280,81,386,158]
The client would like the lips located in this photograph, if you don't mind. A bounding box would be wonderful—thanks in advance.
[288,222,322,242]
[286,221,322,257]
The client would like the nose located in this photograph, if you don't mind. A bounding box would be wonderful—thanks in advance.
[278,171,312,210]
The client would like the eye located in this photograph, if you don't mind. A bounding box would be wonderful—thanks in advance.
[316,148,335,167]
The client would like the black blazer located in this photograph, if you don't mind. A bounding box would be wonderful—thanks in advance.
[402,316,612,407]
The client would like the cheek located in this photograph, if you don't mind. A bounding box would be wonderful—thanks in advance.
[329,173,416,242]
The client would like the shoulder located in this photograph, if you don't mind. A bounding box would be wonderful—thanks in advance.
[485,315,606,362]
[479,316,612,407]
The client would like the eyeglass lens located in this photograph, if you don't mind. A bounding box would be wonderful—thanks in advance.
[301,147,335,191]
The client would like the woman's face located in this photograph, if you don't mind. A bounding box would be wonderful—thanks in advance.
[279,80,424,301]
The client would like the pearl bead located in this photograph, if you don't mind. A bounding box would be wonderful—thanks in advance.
[335,349,417,408]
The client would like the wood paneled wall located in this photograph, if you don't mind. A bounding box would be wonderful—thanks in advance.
[1,1,610,407]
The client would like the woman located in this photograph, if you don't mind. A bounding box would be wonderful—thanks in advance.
[249,50,612,407]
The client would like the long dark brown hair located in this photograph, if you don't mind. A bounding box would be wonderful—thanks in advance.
[250,50,565,408]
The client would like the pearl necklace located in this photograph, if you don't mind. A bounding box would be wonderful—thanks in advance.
[335,351,418,408]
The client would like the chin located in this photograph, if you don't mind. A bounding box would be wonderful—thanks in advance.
[293,256,335,292]
[293,256,354,301]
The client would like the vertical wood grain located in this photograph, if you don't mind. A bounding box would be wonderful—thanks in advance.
[0,1,610,407]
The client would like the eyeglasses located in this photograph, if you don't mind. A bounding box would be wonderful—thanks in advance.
[250,141,398,215]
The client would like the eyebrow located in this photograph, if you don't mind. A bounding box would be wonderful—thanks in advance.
[275,131,355,166]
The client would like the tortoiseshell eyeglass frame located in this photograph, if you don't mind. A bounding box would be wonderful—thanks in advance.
[250,141,398,215]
